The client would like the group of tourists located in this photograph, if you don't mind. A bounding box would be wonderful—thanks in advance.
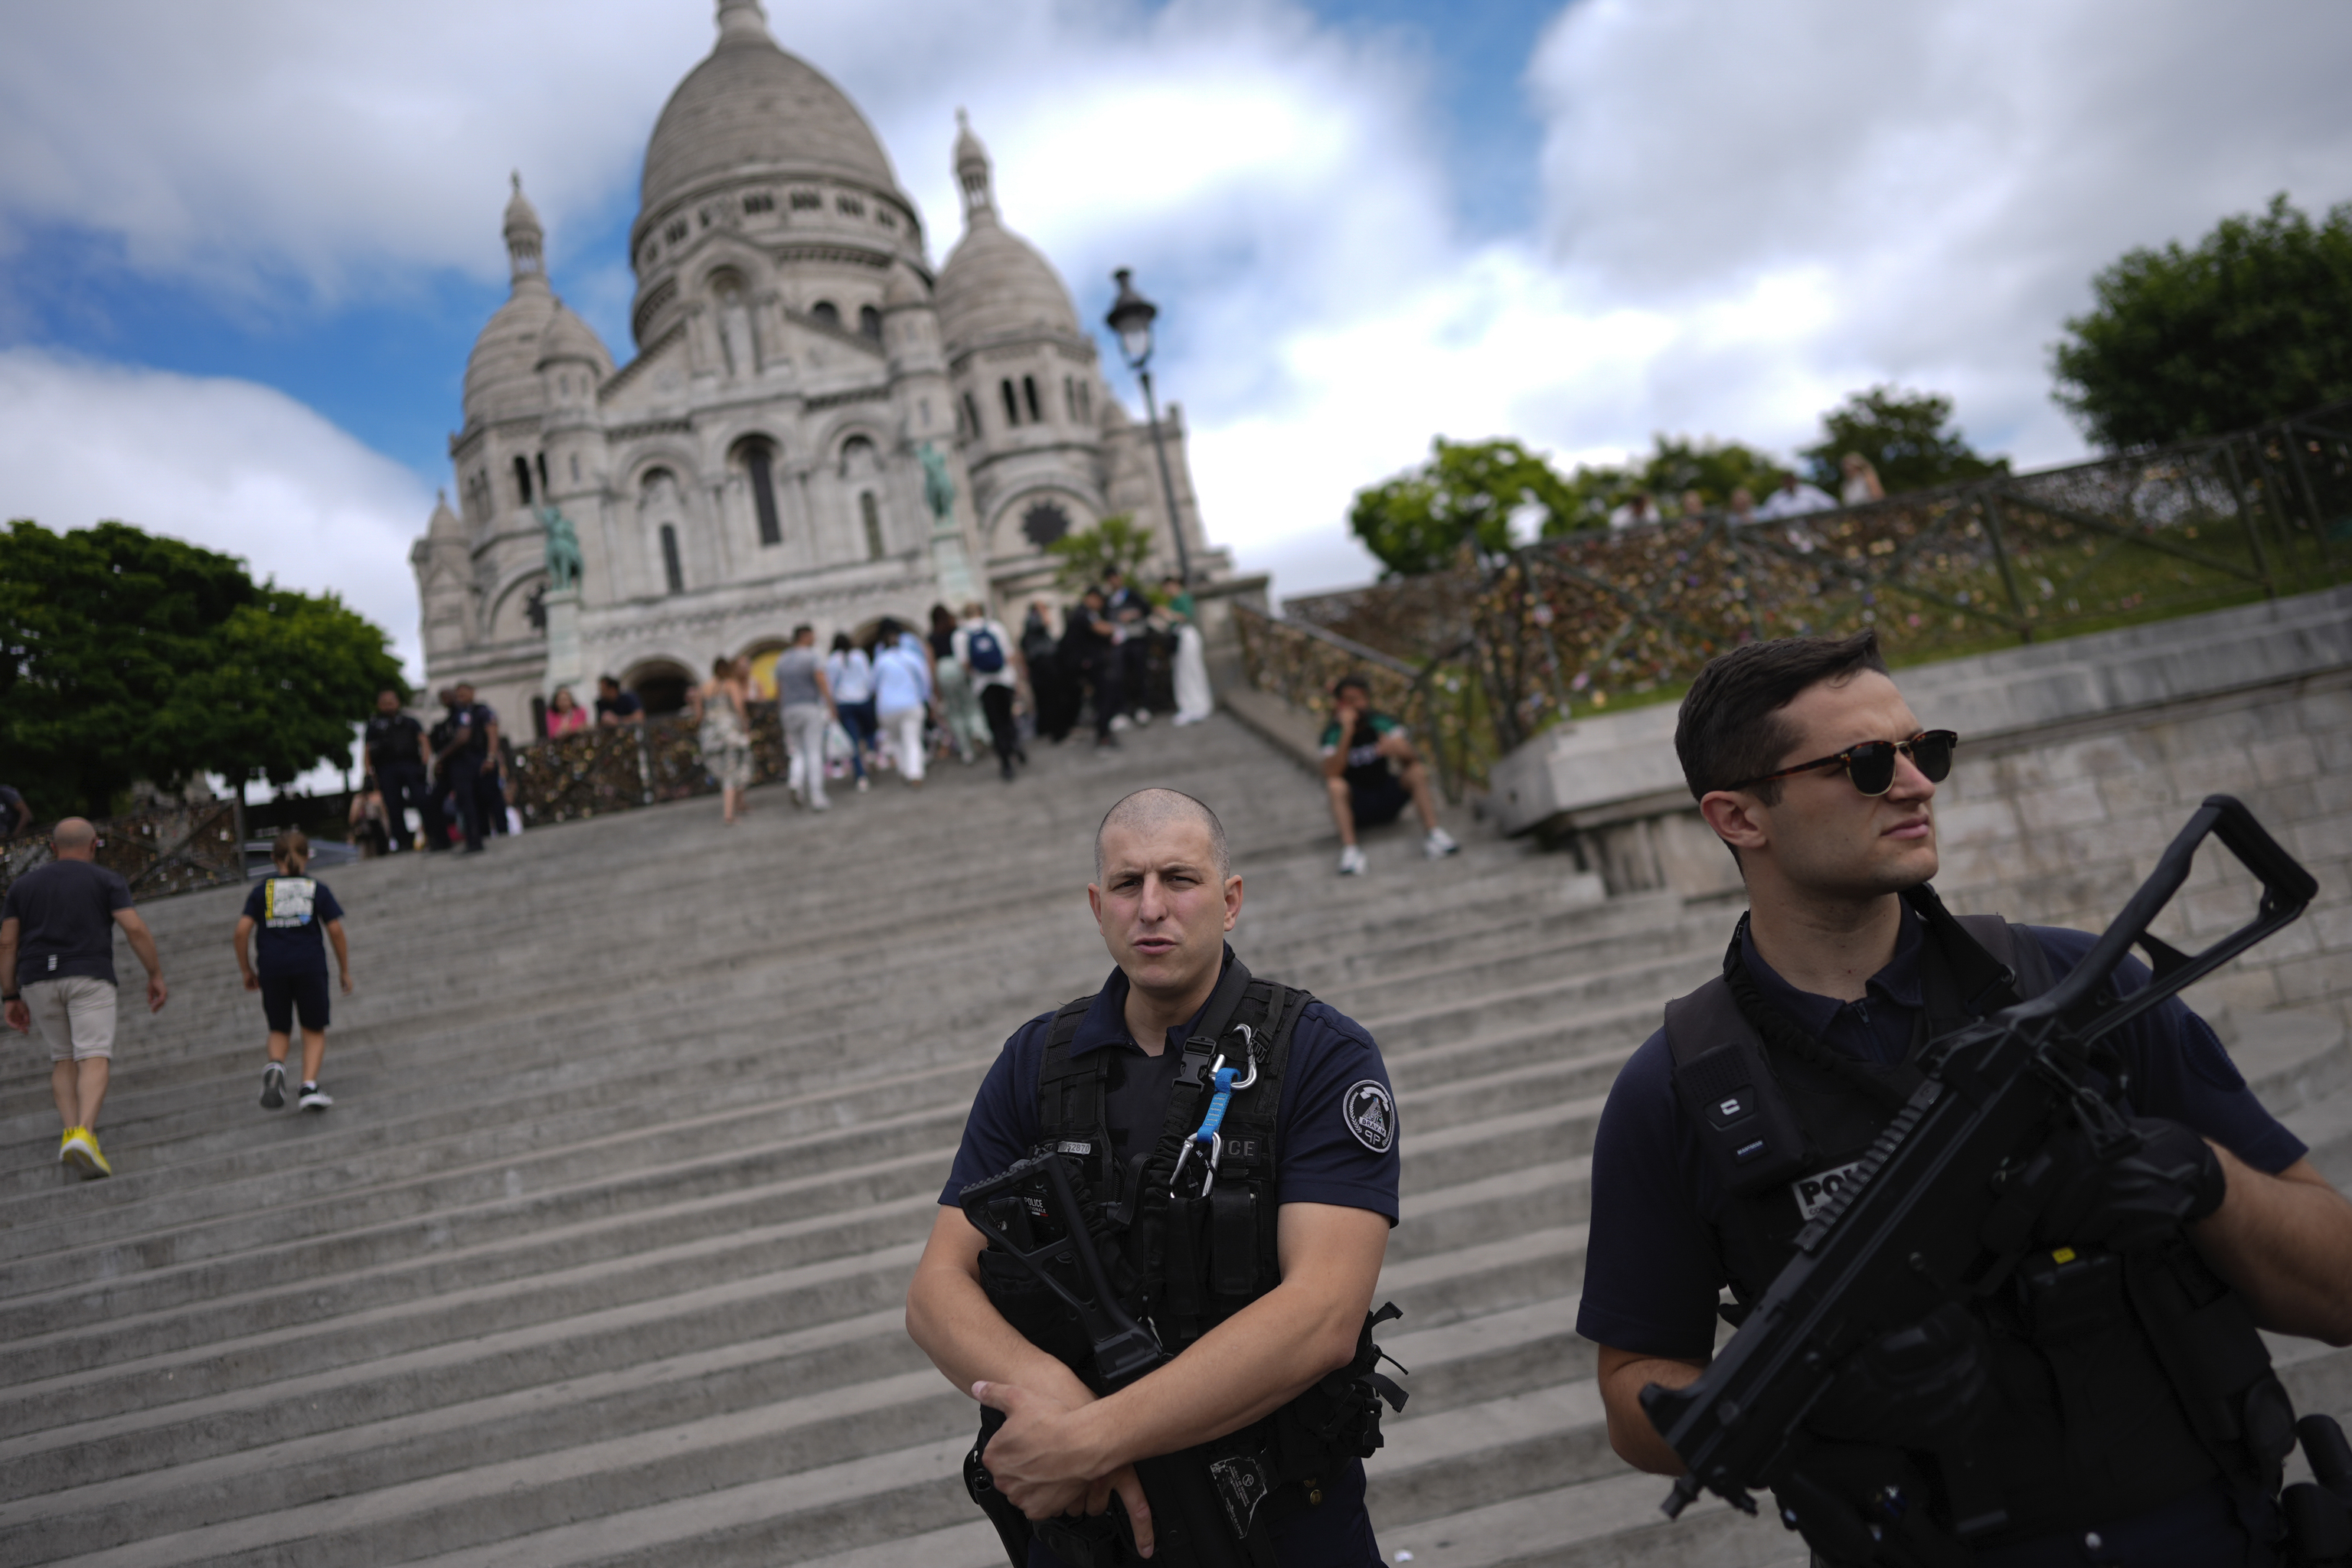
[670,570,1214,823]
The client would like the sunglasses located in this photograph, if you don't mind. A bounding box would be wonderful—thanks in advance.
[1726,730,1958,797]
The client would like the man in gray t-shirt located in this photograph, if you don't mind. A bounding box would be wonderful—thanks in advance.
[774,624,838,811]
[0,818,169,1178]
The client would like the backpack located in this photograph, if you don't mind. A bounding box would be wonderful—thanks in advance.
[966,625,1006,674]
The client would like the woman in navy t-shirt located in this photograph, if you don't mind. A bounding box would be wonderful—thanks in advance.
[234,830,351,1112]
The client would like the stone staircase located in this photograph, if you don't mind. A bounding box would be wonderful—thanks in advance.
[2,711,2346,1567]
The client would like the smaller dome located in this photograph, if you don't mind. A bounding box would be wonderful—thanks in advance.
[935,117,1083,351]
[463,289,559,424]
[537,302,612,372]
[427,490,462,537]
[883,263,928,309]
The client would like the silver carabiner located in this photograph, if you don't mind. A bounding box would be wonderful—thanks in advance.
[1170,1130,1223,1199]
[1226,1026,1259,1090]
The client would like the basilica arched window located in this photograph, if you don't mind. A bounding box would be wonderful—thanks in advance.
[535,452,550,496]
[513,455,534,505]
[861,492,885,560]
[858,305,882,341]
[1000,379,1021,427]
[811,300,841,329]
[1023,376,1042,423]
[962,391,982,438]
[659,524,684,595]
[737,438,782,547]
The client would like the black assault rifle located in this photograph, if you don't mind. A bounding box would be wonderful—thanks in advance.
[1642,794,2319,1536]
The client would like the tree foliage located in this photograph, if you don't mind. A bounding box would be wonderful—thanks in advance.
[1554,436,1794,526]
[1348,438,1579,578]
[0,519,404,818]
[2053,194,2352,449]
[1047,512,1158,593]
[1799,386,2007,495]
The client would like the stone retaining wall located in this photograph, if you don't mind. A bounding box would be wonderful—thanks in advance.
[1481,585,2352,1023]
[1933,666,2352,1023]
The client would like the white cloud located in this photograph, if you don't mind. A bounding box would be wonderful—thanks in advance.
[4,0,2347,614]
[0,348,433,681]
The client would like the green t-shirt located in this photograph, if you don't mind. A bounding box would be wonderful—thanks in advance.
[1320,711,1404,789]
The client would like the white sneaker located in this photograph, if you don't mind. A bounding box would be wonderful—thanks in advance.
[1424,827,1461,860]
[1338,844,1367,876]
[1109,714,1132,733]
[1132,710,1152,727]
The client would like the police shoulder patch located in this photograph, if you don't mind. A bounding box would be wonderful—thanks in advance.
[1342,1080,1396,1154]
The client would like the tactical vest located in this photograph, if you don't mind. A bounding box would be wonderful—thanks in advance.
[1664,887,2293,1553]
[967,958,1405,1568]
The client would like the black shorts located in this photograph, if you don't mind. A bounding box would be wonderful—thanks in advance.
[260,972,330,1034]
[1349,771,1410,828]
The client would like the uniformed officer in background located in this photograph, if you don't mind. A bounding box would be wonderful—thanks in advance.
[908,787,1403,1566]
[361,690,443,854]
[1579,629,2352,1565]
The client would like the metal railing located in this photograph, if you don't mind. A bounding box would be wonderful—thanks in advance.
[1259,402,2352,771]
[1232,605,1488,800]
[0,801,245,905]
[506,704,790,826]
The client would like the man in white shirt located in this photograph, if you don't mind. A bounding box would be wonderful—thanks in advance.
[952,602,1027,782]
[1754,472,1839,520]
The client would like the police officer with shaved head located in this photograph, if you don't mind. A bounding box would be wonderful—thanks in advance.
[910,787,1406,1567]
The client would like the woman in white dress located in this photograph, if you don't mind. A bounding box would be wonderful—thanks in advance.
[689,655,755,825]
[1161,575,1214,725]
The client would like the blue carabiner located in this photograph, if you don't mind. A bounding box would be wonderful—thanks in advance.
[1195,1062,1239,1148]
[1172,1059,1240,1197]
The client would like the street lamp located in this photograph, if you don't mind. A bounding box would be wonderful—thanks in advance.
[1106,268,1192,587]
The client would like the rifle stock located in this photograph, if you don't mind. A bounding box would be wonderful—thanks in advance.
[1642,795,2317,1523]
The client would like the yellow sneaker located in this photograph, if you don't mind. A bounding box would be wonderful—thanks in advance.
[61,1127,112,1179]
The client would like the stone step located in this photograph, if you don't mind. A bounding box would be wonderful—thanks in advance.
[9,707,2348,1567]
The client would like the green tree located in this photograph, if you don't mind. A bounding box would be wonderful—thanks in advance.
[2053,194,2352,449]
[1047,513,1156,593]
[0,519,403,818]
[1553,436,1791,528]
[1348,438,1579,578]
[1800,386,2007,495]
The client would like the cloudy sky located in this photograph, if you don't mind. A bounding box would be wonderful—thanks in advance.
[5,0,2349,684]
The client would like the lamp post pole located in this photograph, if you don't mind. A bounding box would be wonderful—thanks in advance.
[1106,269,1192,586]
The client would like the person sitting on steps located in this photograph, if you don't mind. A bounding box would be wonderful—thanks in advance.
[1320,675,1457,875]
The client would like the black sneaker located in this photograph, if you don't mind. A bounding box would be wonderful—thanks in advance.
[299,1082,333,1112]
[260,1061,286,1109]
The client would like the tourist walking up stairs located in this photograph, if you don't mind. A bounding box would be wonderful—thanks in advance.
[0,817,168,1178]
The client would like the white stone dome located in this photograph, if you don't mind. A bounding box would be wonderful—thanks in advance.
[935,116,1083,351]
[641,0,902,218]
[536,302,612,373]
[463,292,558,424]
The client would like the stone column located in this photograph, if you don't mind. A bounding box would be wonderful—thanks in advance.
[541,588,585,701]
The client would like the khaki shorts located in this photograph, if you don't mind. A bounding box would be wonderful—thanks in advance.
[24,975,118,1062]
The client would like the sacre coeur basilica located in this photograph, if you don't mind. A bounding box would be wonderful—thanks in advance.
[410,0,1227,724]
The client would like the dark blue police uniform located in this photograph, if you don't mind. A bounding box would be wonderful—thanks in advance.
[943,955,1400,1568]
[1577,904,2308,1567]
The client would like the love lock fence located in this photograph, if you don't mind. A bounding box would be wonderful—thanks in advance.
[506,704,791,826]
[0,801,246,905]
[1256,401,2352,792]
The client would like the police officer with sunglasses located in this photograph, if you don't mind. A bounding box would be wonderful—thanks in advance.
[1577,629,2352,1566]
